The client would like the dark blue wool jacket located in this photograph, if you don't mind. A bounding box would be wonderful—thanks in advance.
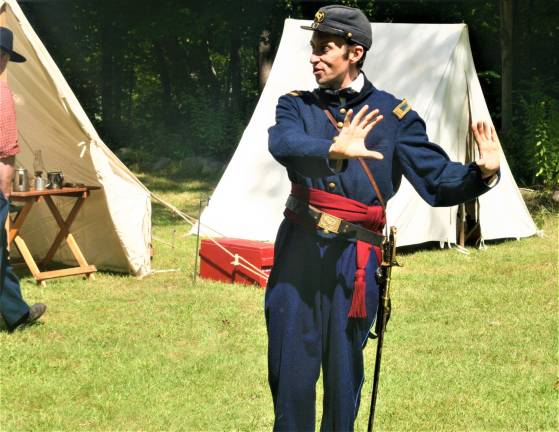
[269,76,492,207]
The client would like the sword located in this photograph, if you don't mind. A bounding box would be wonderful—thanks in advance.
[367,226,398,432]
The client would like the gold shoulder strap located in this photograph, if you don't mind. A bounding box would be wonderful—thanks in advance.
[393,99,411,120]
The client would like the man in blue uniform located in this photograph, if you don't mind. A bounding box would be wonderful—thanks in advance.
[265,5,500,431]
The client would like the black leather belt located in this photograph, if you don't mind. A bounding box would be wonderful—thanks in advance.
[285,195,385,247]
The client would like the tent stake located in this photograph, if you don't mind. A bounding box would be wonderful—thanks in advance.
[193,196,207,284]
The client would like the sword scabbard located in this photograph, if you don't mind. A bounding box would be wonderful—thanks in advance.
[367,226,398,432]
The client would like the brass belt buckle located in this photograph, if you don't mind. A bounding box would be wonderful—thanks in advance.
[317,212,342,234]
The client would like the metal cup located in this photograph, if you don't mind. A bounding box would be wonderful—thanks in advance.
[34,175,47,191]
[47,171,64,189]
[13,168,29,192]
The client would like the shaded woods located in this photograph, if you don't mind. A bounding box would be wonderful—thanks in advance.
[20,0,558,187]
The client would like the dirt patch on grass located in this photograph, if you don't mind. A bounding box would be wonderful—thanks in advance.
[520,188,559,214]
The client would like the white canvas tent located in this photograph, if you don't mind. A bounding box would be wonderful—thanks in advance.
[196,19,537,246]
[1,0,151,276]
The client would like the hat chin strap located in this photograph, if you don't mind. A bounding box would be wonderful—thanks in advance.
[315,23,348,38]
[0,52,8,72]
[313,23,369,49]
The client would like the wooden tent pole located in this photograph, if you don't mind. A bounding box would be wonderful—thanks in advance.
[0,4,6,82]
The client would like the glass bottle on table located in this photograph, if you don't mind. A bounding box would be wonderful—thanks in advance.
[33,149,46,190]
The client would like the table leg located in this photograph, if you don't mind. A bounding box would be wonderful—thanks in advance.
[65,233,95,280]
[8,200,34,247]
[13,235,42,281]
[4,212,9,252]
[9,189,98,284]
[42,195,85,267]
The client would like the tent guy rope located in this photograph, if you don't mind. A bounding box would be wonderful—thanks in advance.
[150,192,270,282]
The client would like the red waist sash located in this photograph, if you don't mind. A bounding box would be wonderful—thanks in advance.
[286,183,386,318]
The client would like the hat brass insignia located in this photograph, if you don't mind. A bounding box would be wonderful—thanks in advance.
[315,10,325,23]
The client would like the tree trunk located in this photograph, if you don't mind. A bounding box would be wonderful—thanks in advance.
[101,18,115,140]
[126,65,135,122]
[153,39,173,127]
[112,48,123,128]
[500,0,513,134]
[0,4,5,83]
[258,30,274,92]
[203,40,220,100]
[229,25,242,114]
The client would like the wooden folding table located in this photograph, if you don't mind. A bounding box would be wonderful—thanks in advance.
[7,187,99,286]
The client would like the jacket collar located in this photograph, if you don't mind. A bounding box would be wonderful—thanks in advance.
[346,73,375,107]
[313,73,375,107]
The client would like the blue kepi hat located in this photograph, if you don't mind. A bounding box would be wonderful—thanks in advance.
[301,5,372,50]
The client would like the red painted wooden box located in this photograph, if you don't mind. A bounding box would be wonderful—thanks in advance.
[199,238,274,288]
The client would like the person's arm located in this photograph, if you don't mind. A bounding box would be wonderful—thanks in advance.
[395,111,500,207]
[268,96,382,177]
[268,94,340,178]
[0,156,15,198]
[0,83,19,198]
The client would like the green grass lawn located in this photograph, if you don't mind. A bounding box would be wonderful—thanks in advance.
[0,171,557,431]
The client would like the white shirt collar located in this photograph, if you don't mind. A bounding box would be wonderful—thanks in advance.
[318,72,364,93]
[345,72,364,93]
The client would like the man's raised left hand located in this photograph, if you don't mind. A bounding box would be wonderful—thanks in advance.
[472,121,500,179]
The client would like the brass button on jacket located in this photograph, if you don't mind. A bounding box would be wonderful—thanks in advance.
[336,121,344,128]
[328,182,336,190]
[339,108,347,114]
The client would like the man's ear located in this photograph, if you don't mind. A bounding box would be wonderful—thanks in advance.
[349,45,364,64]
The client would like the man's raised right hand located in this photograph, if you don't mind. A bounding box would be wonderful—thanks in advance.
[328,105,384,160]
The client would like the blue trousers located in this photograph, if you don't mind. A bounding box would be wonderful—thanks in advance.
[265,220,379,431]
[0,194,29,330]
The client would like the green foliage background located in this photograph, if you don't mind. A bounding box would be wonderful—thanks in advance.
[18,0,559,187]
